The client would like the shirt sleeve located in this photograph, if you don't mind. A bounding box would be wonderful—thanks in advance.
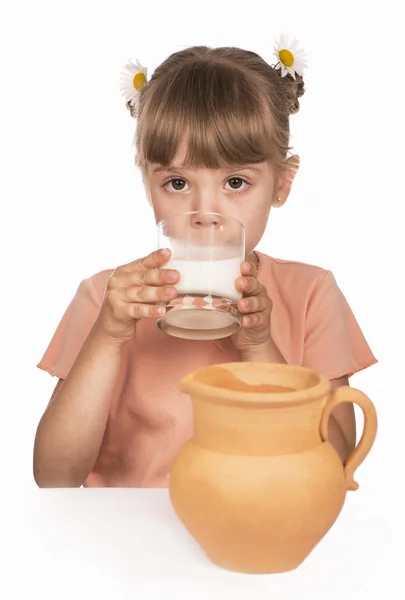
[36,278,102,380]
[302,270,377,379]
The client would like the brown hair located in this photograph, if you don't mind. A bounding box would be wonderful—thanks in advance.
[132,46,305,175]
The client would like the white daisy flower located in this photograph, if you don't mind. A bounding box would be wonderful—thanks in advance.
[120,59,147,111]
[273,35,307,80]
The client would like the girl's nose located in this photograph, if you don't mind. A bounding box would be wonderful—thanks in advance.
[190,211,222,228]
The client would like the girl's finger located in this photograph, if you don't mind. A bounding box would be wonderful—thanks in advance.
[107,284,177,307]
[237,275,263,295]
[126,248,172,271]
[113,267,180,288]
[129,302,167,320]
[123,284,178,304]
[238,295,270,313]
[242,312,268,329]
[240,260,258,277]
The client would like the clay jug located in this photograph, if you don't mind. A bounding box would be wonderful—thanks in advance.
[168,362,377,574]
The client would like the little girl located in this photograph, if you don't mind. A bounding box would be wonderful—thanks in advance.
[34,38,377,488]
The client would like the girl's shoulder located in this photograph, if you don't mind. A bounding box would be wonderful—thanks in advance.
[81,268,114,303]
[257,252,330,289]
[258,252,327,272]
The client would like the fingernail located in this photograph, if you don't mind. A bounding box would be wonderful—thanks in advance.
[165,287,174,296]
[241,278,248,288]
[167,271,177,281]
[240,299,248,310]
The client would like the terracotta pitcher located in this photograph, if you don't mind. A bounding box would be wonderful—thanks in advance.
[168,362,377,574]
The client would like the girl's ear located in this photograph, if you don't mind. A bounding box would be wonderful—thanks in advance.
[272,155,300,207]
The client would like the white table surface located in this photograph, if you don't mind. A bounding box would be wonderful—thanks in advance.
[3,486,401,600]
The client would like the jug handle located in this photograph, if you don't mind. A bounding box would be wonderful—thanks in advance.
[320,386,377,491]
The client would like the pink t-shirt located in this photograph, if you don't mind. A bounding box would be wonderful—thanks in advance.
[37,252,377,487]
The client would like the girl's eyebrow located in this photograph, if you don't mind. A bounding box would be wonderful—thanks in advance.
[224,164,263,173]
[152,165,185,173]
[152,164,263,174]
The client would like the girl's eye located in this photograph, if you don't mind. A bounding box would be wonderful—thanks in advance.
[164,176,249,193]
[165,178,189,192]
[225,177,248,191]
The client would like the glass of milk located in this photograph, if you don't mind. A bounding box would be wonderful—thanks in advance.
[156,212,245,340]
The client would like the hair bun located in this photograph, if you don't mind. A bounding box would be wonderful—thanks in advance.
[274,68,305,115]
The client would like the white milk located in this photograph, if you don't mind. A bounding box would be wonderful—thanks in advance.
[165,256,242,301]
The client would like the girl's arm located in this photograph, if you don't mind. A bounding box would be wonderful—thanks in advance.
[34,249,181,488]
[33,326,126,487]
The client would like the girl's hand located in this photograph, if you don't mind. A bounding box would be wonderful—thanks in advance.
[94,249,179,346]
[230,260,273,352]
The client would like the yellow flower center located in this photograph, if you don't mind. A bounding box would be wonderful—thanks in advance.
[133,72,146,91]
[279,49,294,68]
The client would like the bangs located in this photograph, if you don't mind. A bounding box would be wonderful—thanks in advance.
[136,60,279,169]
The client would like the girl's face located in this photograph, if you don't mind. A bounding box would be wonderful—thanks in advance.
[145,143,295,256]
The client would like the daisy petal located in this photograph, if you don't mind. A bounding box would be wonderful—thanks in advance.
[272,34,307,78]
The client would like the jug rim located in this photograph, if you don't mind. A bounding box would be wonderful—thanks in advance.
[179,362,331,407]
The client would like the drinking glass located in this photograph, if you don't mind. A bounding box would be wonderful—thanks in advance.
[156,211,245,340]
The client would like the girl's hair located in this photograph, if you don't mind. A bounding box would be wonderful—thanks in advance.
[134,46,305,175]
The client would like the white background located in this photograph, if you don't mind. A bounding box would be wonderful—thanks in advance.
[0,0,403,597]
